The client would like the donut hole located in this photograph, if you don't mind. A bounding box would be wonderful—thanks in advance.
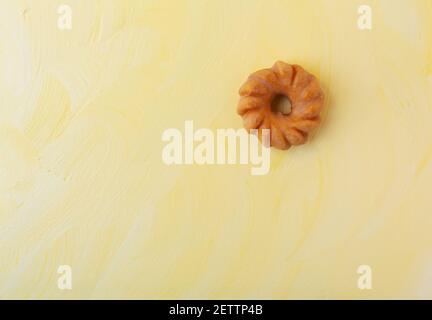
[271,94,292,115]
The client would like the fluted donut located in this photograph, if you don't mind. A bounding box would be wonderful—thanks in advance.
[237,61,325,150]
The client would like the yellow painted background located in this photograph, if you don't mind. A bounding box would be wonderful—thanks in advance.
[0,0,431,299]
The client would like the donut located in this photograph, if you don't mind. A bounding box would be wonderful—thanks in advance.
[237,61,325,150]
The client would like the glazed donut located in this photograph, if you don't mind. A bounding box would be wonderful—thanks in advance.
[237,61,325,150]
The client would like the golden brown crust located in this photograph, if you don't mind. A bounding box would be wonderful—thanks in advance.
[237,61,324,150]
